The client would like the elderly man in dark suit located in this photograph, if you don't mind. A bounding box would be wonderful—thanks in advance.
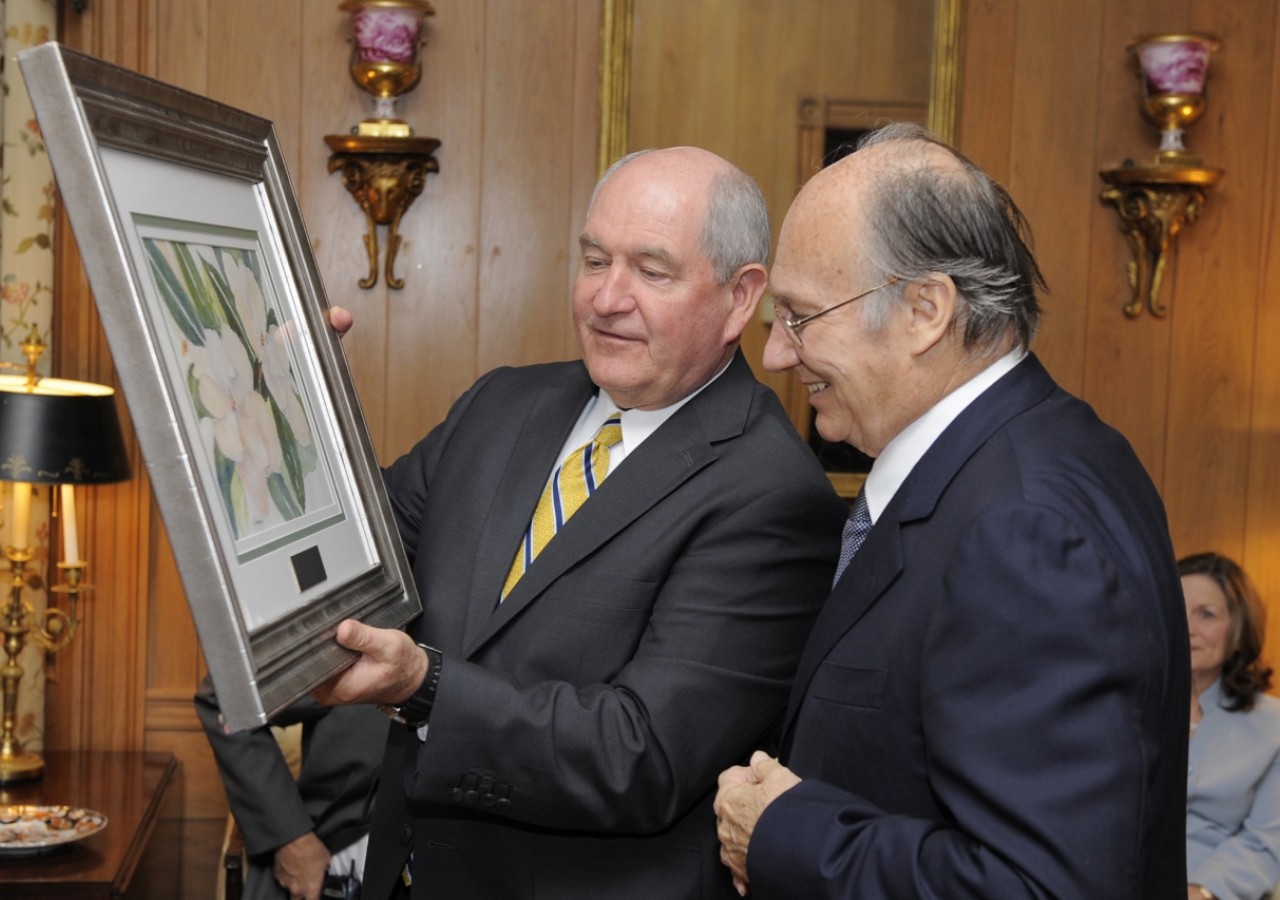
[714,123,1189,899]
[314,146,848,899]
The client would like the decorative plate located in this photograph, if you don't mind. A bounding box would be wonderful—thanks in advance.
[0,805,108,856]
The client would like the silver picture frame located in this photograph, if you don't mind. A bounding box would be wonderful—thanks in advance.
[19,43,421,732]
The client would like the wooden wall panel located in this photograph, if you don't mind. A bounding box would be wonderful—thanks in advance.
[955,0,1015,184]
[1244,4,1280,680]
[628,0,933,411]
[1244,0,1280,670]
[476,0,582,374]
[1004,0,1106,397]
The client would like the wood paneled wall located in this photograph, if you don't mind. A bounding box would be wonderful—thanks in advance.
[628,0,934,411]
[958,1,1280,662]
[50,0,600,820]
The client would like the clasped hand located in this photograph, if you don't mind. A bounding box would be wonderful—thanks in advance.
[714,751,801,896]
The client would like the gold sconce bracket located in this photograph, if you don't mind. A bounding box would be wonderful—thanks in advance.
[325,134,440,290]
[1099,164,1222,318]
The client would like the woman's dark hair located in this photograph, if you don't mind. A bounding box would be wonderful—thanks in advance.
[1179,552,1272,711]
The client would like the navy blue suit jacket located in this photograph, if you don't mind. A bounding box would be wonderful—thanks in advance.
[748,355,1189,900]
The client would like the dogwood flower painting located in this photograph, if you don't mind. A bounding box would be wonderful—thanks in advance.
[143,237,318,540]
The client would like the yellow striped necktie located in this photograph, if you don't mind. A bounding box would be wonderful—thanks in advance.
[501,412,623,601]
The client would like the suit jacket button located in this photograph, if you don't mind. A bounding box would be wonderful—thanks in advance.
[448,788,463,802]
[399,823,413,845]
[481,793,496,807]
[496,798,511,810]
[463,790,479,805]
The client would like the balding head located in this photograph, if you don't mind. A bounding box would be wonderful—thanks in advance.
[789,123,1045,354]
[591,147,771,284]
[574,147,769,410]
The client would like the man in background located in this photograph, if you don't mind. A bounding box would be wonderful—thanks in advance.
[196,687,387,900]
[315,147,848,899]
[715,123,1189,899]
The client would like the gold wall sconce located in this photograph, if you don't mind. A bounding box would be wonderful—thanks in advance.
[1101,34,1222,318]
[326,0,440,289]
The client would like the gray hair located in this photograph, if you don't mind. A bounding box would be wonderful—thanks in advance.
[850,123,1045,353]
[589,149,770,284]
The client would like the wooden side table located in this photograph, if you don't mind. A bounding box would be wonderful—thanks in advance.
[0,751,179,898]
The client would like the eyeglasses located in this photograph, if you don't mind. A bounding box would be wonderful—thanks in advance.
[772,278,899,347]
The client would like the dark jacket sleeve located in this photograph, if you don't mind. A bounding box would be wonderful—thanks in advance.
[195,678,389,856]
[195,676,318,857]
[411,478,845,832]
[749,503,1172,900]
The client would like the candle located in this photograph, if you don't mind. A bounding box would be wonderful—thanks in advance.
[11,481,31,551]
[61,483,80,565]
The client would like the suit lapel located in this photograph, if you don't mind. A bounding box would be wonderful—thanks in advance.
[462,373,596,649]
[463,351,756,659]
[781,517,904,740]
[781,354,1060,742]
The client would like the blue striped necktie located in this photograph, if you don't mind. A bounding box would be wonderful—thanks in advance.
[501,412,624,601]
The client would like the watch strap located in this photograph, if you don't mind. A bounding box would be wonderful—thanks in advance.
[378,643,442,728]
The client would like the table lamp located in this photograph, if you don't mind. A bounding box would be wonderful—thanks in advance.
[0,327,130,783]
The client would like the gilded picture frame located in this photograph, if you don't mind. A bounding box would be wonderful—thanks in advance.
[19,43,421,732]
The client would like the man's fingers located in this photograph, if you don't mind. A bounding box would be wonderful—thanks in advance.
[330,305,354,336]
[334,618,373,652]
[750,753,781,780]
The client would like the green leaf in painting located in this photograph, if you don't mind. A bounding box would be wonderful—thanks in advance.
[186,363,215,419]
[214,448,240,540]
[267,473,303,521]
[144,239,204,346]
[270,395,307,509]
[172,242,221,331]
[33,234,49,249]
[203,257,256,364]
[15,237,33,253]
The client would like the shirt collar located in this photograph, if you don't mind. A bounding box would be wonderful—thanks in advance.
[863,348,1027,523]
[589,355,733,457]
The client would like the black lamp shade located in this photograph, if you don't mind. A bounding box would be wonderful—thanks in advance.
[0,381,132,484]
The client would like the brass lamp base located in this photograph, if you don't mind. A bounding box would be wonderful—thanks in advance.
[0,747,44,784]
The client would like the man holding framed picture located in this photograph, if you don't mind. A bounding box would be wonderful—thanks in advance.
[315,146,847,900]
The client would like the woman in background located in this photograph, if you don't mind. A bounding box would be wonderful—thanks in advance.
[1184,552,1280,900]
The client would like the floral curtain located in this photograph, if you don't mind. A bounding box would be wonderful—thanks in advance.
[0,0,57,755]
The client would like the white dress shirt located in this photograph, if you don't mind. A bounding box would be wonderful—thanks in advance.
[863,349,1026,524]
[547,358,730,485]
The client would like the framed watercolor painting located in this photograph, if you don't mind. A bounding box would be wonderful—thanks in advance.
[19,43,420,732]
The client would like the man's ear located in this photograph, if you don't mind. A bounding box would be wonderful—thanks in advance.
[723,264,769,343]
[904,273,957,356]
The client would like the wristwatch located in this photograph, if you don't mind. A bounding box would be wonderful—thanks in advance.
[378,643,442,728]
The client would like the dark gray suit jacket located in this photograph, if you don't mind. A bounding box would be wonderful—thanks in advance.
[362,352,848,900]
[749,355,1189,899]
